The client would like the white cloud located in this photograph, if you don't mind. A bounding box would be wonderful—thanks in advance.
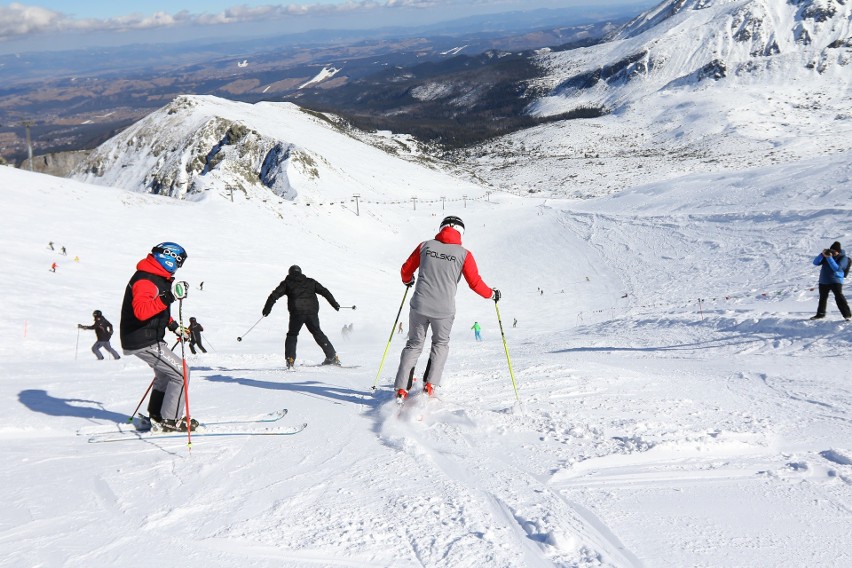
[0,0,525,41]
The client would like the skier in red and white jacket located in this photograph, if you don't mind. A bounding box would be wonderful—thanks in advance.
[394,215,500,400]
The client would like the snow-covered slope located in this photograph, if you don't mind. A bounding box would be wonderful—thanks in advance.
[531,0,852,114]
[72,95,472,204]
[2,142,851,566]
[455,0,852,199]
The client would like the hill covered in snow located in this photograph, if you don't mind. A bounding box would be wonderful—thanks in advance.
[2,137,851,567]
[2,1,851,565]
[457,0,852,198]
[71,95,477,204]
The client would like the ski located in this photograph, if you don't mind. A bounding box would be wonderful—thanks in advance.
[88,422,307,443]
[204,408,288,426]
[81,408,289,438]
[299,364,361,369]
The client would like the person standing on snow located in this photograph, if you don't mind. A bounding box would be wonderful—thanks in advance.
[262,265,342,369]
[78,310,121,360]
[187,317,207,354]
[393,215,500,401]
[120,242,196,432]
[811,241,851,320]
[471,321,482,341]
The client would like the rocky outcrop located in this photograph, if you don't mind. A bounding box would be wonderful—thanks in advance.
[20,150,90,177]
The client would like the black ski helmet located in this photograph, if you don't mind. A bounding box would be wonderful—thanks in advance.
[439,215,465,234]
[93,310,102,318]
[189,317,196,323]
[288,265,302,276]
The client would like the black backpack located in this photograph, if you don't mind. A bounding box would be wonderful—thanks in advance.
[844,255,851,279]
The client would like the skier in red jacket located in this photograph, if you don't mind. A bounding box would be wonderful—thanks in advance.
[394,216,500,401]
[120,242,195,432]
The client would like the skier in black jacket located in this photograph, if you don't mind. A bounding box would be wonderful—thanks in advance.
[262,265,341,368]
[78,310,121,360]
[187,317,207,354]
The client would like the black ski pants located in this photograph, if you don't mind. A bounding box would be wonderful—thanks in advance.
[816,283,851,318]
[189,334,206,354]
[285,311,335,360]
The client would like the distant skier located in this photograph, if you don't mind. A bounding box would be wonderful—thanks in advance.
[262,265,342,369]
[187,317,207,354]
[50,262,57,272]
[60,246,66,255]
[810,241,851,320]
[120,242,196,431]
[471,321,482,341]
[513,317,517,328]
[199,281,204,291]
[397,322,404,334]
[48,241,54,251]
[393,215,499,401]
[78,310,121,360]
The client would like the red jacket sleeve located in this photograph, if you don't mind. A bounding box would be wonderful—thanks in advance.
[131,279,169,321]
[400,244,422,283]
[462,252,493,299]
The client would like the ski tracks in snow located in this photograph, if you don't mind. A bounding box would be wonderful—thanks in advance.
[377,395,641,567]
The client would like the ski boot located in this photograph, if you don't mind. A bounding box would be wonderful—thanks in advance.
[159,417,200,432]
[423,382,435,397]
[395,389,408,404]
[322,354,341,366]
[286,357,295,370]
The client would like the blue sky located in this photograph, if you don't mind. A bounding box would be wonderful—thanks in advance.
[0,1,659,53]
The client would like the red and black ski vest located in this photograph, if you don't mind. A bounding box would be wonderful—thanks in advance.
[120,268,173,351]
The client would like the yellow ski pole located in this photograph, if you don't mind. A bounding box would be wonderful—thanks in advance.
[372,286,409,392]
[494,301,520,403]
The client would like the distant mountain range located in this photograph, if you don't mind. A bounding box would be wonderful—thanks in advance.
[10,0,852,203]
[0,6,640,165]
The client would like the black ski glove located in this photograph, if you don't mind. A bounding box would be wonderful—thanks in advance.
[159,289,175,305]
[333,302,340,311]
[405,276,415,288]
[167,320,179,333]
[262,303,272,317]
[491,288,501,302]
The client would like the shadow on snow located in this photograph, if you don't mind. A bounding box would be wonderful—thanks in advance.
[18,389,128,423]
[204,373,378,408]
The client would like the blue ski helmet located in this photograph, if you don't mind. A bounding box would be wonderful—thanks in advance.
[151,242,187,273]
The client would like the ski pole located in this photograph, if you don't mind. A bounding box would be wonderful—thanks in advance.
[237,316,264,342]
[494,301,520,403]
[371,286,409,392]
[75,326,80,360]
[338,305,357,310]
[127,377,155,423]
[177,297,192,450]
[200,333,215,352]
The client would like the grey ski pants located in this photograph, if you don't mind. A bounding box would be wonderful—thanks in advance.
[92,340,121,360]
[394,310,454,390]
[125,341,189,421]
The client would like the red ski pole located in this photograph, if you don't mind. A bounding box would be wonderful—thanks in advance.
[127,377,155,423]
[177,297,192,450]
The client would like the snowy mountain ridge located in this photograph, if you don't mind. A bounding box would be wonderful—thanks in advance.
[531,0,852,114]
[454,0,852,199]
[71,95,462,203]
